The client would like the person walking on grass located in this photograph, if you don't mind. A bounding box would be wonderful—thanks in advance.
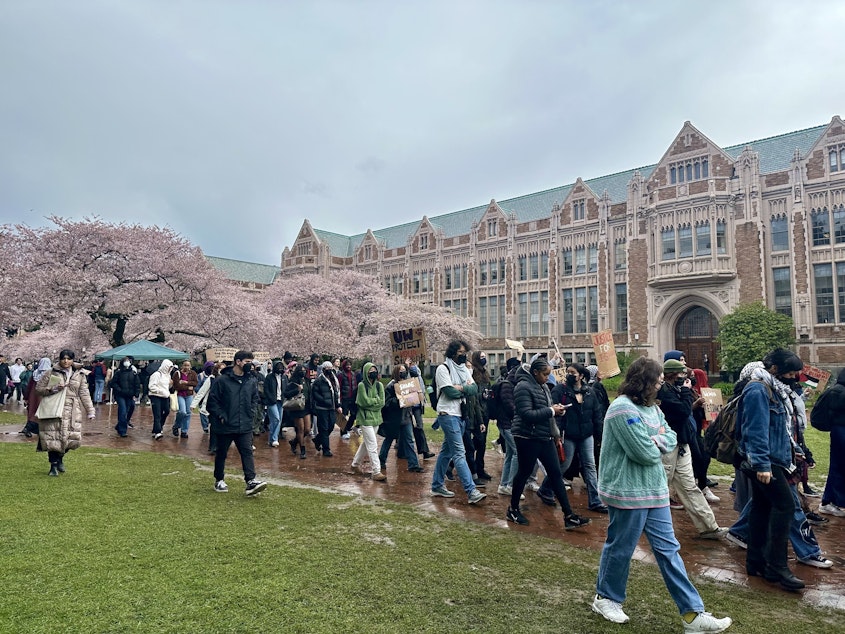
[206,351,267,496]
[35,349,96,476]
[592,357,732,633]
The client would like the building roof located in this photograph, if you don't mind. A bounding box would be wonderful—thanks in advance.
[306,123,828,252]
[205,255,280,285]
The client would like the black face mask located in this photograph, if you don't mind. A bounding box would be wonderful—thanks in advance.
[242,362,254,374]
[566,374,577,387]
[456,354,468,365]
[399,371,408,380]
[368,372,378,382]
[674,377,685,387]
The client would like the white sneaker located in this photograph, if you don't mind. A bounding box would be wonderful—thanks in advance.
[214,480,228,493]
[525,480,541,492]
[270,441,279,448]
[798,554,834,568]
[591,595,629,624]
[818,502,845,517]
[497,485,512,495]
[702,487,721,503]
[683,612,732,633]
[341,432,351,440]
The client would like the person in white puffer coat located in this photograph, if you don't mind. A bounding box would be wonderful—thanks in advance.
[148,359,174,440]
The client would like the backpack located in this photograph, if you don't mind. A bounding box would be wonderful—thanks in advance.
[703,380,771,465]
[810,386,836,432]
[428,368,441,412]
[485,380,504,421]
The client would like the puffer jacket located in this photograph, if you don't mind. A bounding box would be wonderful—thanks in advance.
[495,368,518,430]
[312,371,340,411]
[551,382,602,441]
[206,366,260,434]
[148,359,174,398]
[110,366,140,399]
[35,363,95,453]
[511,364,559,440]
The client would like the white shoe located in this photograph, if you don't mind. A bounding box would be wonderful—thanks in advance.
[818,502,845,517]
[497,485,512,495]
[702,487,720,503]
[271,441,279,448]
[591,595,629,624]
[525,480,541,492]
[683,612,732,633]
[214,480,228,493]
[797,554,834,568]
[341,432,351,440]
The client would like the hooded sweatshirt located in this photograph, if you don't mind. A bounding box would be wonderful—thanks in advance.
[148,359,174,398]
[355,362,385,427]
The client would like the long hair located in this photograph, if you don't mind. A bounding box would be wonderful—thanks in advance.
[618,357,663,406]
[391,364,406,382]
[471,351,490,384]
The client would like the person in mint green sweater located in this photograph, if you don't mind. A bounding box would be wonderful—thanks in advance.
[591,357,732,633]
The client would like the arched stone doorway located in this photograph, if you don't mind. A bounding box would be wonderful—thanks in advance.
[674,306,720,375]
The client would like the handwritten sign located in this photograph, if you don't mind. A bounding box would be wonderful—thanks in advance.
[552,368,568,385]
[699,388,724,426]
[395,378,422,408]
[391,328,427,366]
[591,329,620,378]
[802,364,830,392]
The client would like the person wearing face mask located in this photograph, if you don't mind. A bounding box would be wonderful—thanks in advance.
[337,358,359,439]
[35,349,96,476]
[312,360,342,457]
[379,364,424,473]
[148,359,175,440]
[408,362,435,459]
[352,362,387,480]
[469,351,493,481]
[284,362,312,459]
[263,361,287,447]
[206,350,266,495]
[109,356,140,437]
[657,358,726,540]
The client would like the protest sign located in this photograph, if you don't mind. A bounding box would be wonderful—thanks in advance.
[391,328,427,366]
[699,387,724,426]
[591,329,620,378]
[395,378,423,408]
[802,364,830,392]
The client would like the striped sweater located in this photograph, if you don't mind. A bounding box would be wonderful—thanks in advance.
[597,395,677,509]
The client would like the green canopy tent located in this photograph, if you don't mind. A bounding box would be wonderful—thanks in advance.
[94,340,190,361]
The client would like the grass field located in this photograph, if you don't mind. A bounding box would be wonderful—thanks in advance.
[0,441,839,633]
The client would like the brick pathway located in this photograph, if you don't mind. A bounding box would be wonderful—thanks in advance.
[2,399,843,610]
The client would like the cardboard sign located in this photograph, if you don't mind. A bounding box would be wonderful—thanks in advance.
[802,364,830,392]
[591,329,620,378]
[552,368,568,385]
[699,388,724,426]
[391,327,427,366]
[395,378,422,408]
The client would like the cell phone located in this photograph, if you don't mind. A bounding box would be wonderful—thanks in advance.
[562,403,573,408]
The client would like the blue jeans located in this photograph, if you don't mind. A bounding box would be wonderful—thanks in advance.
[115,394,135,435]
[94,378,105,403]
[596,505,705,614]
[267,403,282,443]
[379,423,420,469]
[431,415,474,493]
[498,428,518,488]
[177,395,193,433]
[730,483,821,560]
[539,435,601,508]
[200,412,210,432]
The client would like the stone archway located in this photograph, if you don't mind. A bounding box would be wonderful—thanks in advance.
[674,306,720,374]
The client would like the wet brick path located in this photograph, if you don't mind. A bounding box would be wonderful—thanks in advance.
[2,400,843,610]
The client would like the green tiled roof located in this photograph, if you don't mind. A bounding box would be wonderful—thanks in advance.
[308,123,827,252]
[205,255,280,285]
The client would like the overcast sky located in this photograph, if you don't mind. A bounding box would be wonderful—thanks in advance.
[2,0,844,264]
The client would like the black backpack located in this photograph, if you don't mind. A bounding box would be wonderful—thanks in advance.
[429,367,441,412]
[810,386,836,432]
[703,380,771,465]
[485,380,505,421]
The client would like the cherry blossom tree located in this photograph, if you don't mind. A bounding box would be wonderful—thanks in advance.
[1,216,251,352]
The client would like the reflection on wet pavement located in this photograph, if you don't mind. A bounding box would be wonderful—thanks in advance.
[3,400,843,610]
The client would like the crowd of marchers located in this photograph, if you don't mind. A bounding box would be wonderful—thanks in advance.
[9,340,845,633]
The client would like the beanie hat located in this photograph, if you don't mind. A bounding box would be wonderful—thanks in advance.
[321,360,334,370]
[663,359,686,373]
[663,350,684,362]
[506,357,521,371]
[203,361,215,372]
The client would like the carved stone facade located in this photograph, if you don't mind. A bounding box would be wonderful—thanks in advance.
[281,117,845,369]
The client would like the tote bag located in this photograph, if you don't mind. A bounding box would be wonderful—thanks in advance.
[169,392,179,412]
[36,388,67,420]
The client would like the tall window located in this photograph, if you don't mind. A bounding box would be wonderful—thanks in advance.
[419,234,429,250]
[615,283,628,331]
[413,273,420,294]
[575,288,587,332]
[614,241,626,269]
[529,254,539,279]
[834,205,845,244]
[588,245,598,272]
[487,219,498,237]
[716,220,727,254]
[478,297,488,336]
[540,253,549,278]
[773,267,792,317]
[696,222,711,255]
[670,157,708,184]
[489,260,497,285]
[562,249,573,275]
[678,225,693,258]
[661,227,676,260]
[831,149,840,172]
[297,241,312,256]
[481,295,505,337]
[445,269,452,290]
[815,263,835,323]
[518,291,549,336]
[573,200,585,221]
[589,286,598,331]
[518,293,527,336]
[812,208,831,246]
[518,256,527,281]
[771,216,789,252]
[562,289,573,333]
[575,246,586,274]
[838,263,845,323]
[479,261,488,286]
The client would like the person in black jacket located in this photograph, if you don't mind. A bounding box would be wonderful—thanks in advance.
[379,364,423,472]
[538,363,607,513]
[284,362,311,459]
[495,357,521,495]
[0,355,11,405]
[507,358,591,530]
[657,358,724,539]
[206,350,266,495]
[312,361,341,457]
[264,361,286,448]
[110,356,140,437]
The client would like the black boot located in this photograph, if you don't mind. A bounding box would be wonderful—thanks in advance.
[56,459,66,473]
[48,463,59,477]
[764,566,805,590]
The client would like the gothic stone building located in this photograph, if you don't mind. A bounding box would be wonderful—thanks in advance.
[280,117,845,373]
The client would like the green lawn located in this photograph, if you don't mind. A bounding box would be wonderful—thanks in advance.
[0,443,839,633]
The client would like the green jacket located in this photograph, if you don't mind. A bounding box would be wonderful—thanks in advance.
[355,362,385,427]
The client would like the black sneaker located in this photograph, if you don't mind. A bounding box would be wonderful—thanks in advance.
[506,506,529,525]
[472,477,487,488]
[806,511,829,525]
[537,491,557,506]
[245,480,267,496]
[171,426,179,437]
[564,514,591,530]
[445,471,456,482]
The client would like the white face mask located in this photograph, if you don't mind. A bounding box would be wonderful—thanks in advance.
[123,361,131,368]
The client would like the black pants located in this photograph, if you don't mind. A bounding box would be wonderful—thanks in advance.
[472,426,488,475]
[315,409,334,453]
[746,464,793,571]
[690,433,711,489]
[512,436,573,515]
[341,397,358,431]
[150,395,170,434]
[214,431,256,483]
[48,450,64,464]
